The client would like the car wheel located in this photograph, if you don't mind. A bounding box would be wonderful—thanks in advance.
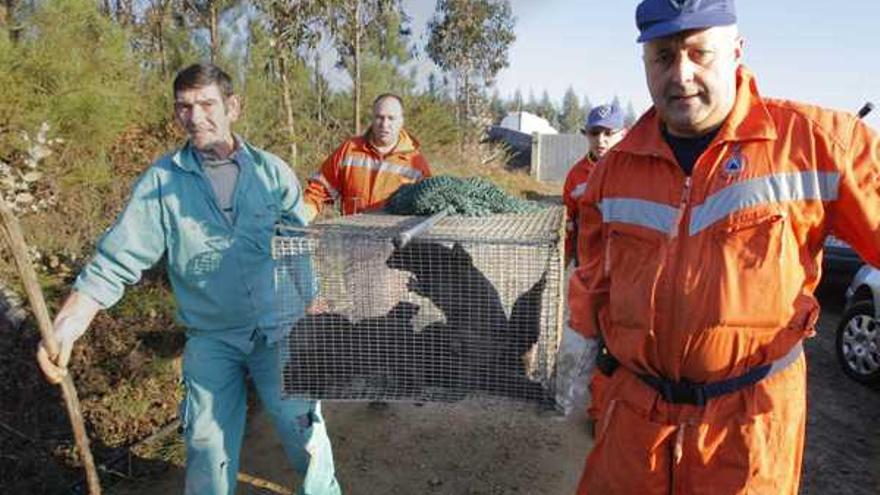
[836,300,880,384]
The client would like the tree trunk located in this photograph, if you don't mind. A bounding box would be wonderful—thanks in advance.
[2,0,19,44]
[462,64,475,158]
[455,73,463,155]
[452,73,461,128]
[352,0,361,135]
[464,69,471,127]
[279,56,298,168]
[314,51,324,126]
[122,0,135,26]
[210,1,219,63]
[0,1,8,41]
[155,0,167,77]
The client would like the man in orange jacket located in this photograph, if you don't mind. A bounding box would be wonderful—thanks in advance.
[559,103,626,436]
[304,93,431,220]
[569,1,880,494]
[563,102,627,267]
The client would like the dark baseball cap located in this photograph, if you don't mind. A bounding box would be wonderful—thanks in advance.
[636,0,737,43]
[584,103,625,132]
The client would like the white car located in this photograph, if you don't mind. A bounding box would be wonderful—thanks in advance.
[837,265,880,384]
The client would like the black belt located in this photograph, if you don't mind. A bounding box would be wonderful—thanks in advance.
[636,342,804,406]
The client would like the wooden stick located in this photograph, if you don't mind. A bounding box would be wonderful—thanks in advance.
[0,200,102,495]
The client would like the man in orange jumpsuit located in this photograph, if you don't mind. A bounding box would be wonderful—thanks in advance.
[559,103,626,435]
[569,1,880,493]
[304,93,431,220]
[563,102,627,266]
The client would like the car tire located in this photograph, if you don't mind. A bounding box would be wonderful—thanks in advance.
[836,300,880,385]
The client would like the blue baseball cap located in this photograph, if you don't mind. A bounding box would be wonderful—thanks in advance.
[584,103,624,132]
[636,0,737,43]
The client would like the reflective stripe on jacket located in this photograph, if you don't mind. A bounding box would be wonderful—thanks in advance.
[304,129,431,215]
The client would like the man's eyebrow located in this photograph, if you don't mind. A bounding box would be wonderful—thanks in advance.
[175,97,220,104]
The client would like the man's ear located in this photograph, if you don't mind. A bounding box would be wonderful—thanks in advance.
[733,36,745,64]
[226,94,242,122]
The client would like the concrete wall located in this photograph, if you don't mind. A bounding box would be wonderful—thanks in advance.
[531,134,586,183]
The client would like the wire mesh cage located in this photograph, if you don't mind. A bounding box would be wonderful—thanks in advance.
[274,207,564,404]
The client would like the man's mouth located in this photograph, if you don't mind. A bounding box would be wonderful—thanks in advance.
[670,93,700,102]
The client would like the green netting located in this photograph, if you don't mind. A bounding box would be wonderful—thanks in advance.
[385,176,545,217]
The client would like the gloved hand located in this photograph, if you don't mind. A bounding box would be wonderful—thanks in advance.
[555,326,599,419]
[36,291,101,384]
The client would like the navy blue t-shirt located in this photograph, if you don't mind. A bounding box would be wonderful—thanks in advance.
[662,127,720,176]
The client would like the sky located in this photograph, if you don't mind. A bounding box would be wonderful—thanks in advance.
[398,0,880,128]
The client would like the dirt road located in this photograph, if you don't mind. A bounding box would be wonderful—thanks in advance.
[799,277,880,495]
[115,277,880,495]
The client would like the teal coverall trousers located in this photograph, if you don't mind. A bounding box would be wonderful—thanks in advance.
[181,333,341,495]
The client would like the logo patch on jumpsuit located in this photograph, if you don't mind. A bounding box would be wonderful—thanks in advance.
[722,148,746,179]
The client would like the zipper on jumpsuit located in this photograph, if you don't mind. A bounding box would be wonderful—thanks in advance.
[599,160,694,493]
[667,175,692,494]
[194,161,261,341]
[669,177,692,241]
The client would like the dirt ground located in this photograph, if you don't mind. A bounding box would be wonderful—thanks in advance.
[798,276,880,495]
[117,399,588,495]
[102,275,880,495]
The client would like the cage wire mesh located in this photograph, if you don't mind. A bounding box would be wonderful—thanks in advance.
[274,206,564,404]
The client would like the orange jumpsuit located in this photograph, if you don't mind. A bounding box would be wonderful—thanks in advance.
[569,66,880,494]
[563,154,610,425]
[305,129,431,215]
[563,154,597,264]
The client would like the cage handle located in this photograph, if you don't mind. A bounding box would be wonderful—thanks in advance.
[393,211,449,249]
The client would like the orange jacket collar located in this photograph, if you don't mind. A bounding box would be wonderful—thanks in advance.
[362,128,421,156]
[615,66,778,162]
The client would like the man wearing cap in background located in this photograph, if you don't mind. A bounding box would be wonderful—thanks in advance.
[568,0,880,493]
[562,102,627,267]
[557,102,625,435]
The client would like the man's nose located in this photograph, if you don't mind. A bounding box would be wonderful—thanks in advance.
[190,105,207,124]
[669,51,697,85]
